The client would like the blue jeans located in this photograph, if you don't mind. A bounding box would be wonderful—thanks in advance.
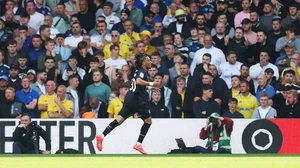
[194,146,229,154]
[13,141,42,154]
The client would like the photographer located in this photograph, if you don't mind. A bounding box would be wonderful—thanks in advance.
[12,114,51,154]
[195,113,233,154]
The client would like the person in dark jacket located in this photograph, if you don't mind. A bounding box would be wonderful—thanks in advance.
[222,98,244,118]
[170,76,194,118]
[226,27,248,63]
[0,87,27,118]
[193,84,221,118]
[8,64,22,91]
[167,9,191,39]
[148,90,169,118]
[12,113,51,154]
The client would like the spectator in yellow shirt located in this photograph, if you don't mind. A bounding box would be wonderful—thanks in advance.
[38,80,57,119]
[103,30,130,60]
[47,85,74,118]
[235,80,259,118]
[119,19,140,54]
[107,82,137,118]
[135,30,157,55]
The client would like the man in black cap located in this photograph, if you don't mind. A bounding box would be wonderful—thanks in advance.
[140,11,155,32]
[242,18,257,46]
[111,8,139,34]
[215,0,235,27]
[8,64,22,91]
[0,18,13,51]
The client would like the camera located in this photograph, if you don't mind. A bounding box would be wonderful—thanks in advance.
[209,117,218,125]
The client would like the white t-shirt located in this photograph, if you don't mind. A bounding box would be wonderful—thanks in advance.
[28,12,44,31]
[64,36,83,48]
[91,33,112,47]
[104,57,127,69]
[258,106,270,119]
[70,89,79,119]
[176,23,183,33]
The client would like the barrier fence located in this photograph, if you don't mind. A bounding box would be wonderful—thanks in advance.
[0,119,299,154]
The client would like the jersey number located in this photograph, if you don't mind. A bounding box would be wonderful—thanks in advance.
[129,79,136,92]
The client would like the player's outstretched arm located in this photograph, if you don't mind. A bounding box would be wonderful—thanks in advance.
[136,78,160,87]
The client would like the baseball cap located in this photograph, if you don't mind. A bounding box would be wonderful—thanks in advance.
[139,30,151,37]
[10,64,18,70]
[120,8,130,16]
[0,75,8,81]
[218,0,228,4]
[175,9,186,17]
[27,69,36,75]
[144,11,155,17]
[272,15,281,21]
[210,112,221,117]
[285,41,296,48]
[241,18,251,24]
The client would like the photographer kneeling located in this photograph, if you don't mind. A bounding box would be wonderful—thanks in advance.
[12,114,51,154]
[195,113,233,154]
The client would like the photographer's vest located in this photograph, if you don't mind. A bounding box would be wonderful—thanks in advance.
[205,125,231,153]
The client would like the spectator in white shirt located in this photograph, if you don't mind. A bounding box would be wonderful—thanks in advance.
[101,1,120,32]
[26,1,44,31]
[162,3,176,28]
[104,44,127,69]
[64,22,83,50]
[220,51,243,88]
[190,34,226,75]
[250,50,279,90]
[62,56,86,81]
[91,20,112,50]
[252,93,277,119]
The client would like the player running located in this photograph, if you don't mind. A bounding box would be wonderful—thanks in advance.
[96,54,160,155]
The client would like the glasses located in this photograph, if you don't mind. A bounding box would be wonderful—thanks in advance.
[111,35,118,37]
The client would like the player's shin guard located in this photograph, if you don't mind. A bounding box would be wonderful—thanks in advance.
[137,123,151,143]
[103,119,120,136]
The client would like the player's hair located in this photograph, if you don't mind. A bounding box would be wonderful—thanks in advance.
[264,68,274,75]
[135,54,149,69]
[21,113,32,121]
[228,98,238,104]
[283,69,295,76]
[260,92,269,98]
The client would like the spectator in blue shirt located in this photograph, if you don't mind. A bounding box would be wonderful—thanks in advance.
[15,25,32,53]
[35,0,51,16]
[140,11,155,32]
[256,74,275,102]
[222,98,244,118]
[16,76,40,118]
[27,35,45,70]
[0,50,9,76]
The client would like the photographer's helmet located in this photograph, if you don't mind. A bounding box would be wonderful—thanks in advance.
[210,112,220,118]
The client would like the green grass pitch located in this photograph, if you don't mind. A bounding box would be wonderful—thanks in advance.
[0,154,300,168]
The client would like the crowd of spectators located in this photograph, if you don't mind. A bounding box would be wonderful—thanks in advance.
[0,0,299,119]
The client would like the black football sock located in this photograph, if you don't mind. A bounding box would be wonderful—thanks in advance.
[103,120,120,136]
[137,123,151,143]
